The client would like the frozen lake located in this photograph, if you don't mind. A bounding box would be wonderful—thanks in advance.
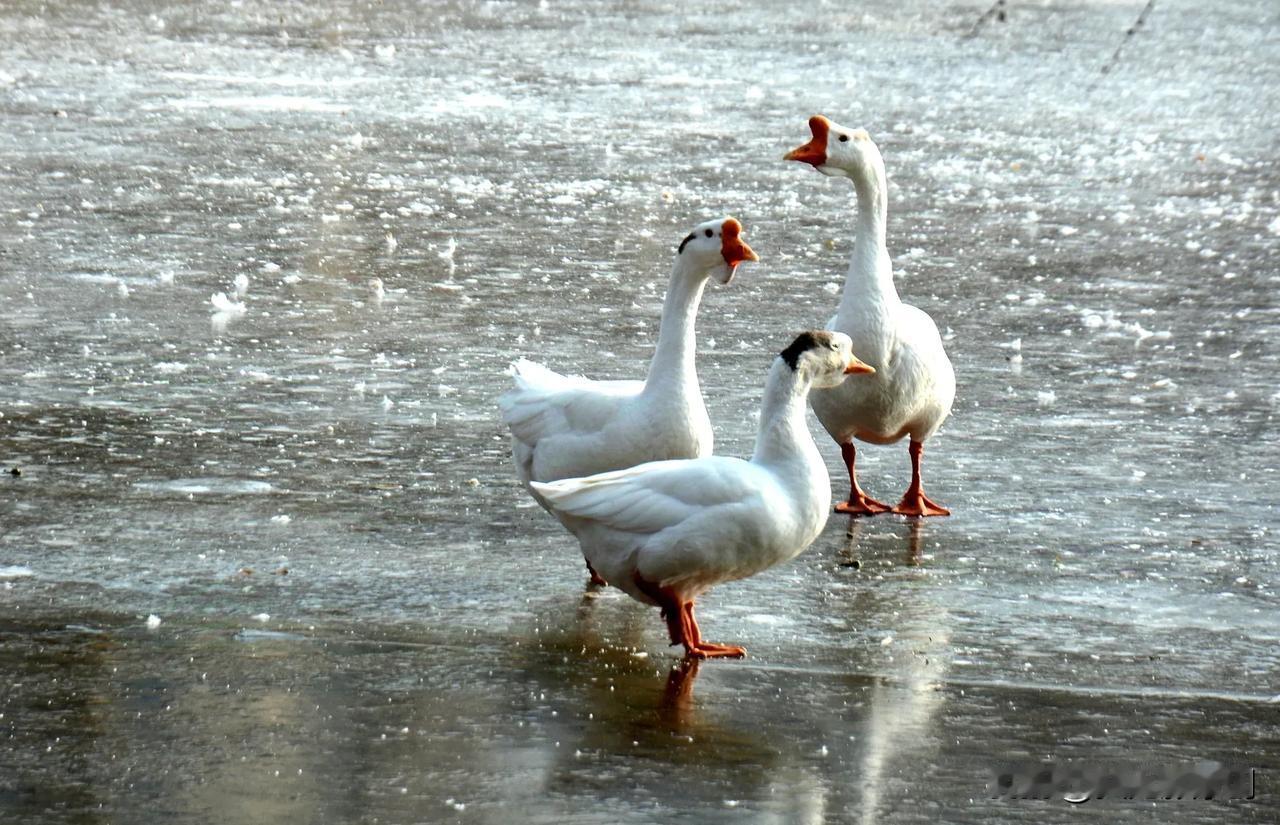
[1,0,1277,821]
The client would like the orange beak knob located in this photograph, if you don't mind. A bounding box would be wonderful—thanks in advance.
[783,114,831,166]
[720,218,759,269]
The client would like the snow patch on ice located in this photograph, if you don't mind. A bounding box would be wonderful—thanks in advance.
[166,95,348,113]
[1078,309,1171,346]
[211,292,246,315]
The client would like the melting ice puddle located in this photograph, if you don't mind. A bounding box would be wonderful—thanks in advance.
[162,95,349,113]
[744,614,794,626]
[64,624,108,635]
[161,71,373,89]
[133,478,276,495]
[234,629,307,643]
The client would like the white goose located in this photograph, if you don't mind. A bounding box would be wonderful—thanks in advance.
[785,115,955,517]
[533,331,875,658]
[500,218,759,583]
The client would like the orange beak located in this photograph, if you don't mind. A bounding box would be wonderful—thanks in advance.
[783,115,831,167]
[720,218,759,271]
[844,356,875,375]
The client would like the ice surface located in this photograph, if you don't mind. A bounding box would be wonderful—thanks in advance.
[0,0,1277,822]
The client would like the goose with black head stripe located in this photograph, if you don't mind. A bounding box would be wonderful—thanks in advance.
[500,218,759,585]
[533,331,875,659]
[786,115,955,517]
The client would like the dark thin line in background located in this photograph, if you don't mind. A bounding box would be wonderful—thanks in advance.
[1099,0,1159,78]
[963,0,1007,40]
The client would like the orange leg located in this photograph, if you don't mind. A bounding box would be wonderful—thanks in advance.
[633,573,744,659]
[633,572,683,647]
[679,601,745,659]
[892,440,950,517]
[833,442,890,516]
[585,559,608,588]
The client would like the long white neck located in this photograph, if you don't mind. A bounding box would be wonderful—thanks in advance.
[835,155,900,324]
[751,359,820,467]
[643,258,708,393]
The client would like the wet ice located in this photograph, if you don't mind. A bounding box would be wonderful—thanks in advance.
[1,0,1278,821]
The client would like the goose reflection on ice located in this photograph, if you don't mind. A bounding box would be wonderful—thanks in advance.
[841,517,925,566]
[835,519,952,825]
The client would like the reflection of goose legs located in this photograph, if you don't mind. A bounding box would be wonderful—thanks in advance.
[834,442,891,516]
[843,519,925,567]
[634,573,746,659]
[905,519,924,566]
[891,440,950,517]
[663,658,700,704]
[660,659,702,729]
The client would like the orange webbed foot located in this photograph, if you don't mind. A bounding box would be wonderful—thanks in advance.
[834,443,888,517]
[891,492,950,518]
[835,494,892,516]
[686,642,746,660]
[893,441,949,517]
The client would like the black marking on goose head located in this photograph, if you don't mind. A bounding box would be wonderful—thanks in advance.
[779,330,827,371]
[677,232,696,254]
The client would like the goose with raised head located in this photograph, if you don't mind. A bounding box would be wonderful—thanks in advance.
[500,218,759,583]
[533,331,876,659]
[785,115,955,517]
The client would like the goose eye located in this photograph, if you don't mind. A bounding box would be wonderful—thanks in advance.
[704,229,713,238]
[838,134,849,143]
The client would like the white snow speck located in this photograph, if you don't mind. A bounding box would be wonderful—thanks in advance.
[145,614,162,629]
[437,237,457,271]
[1037,390,1057,407]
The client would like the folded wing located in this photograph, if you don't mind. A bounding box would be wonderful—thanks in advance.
[532,456,758,536]
[499,358,641,448]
